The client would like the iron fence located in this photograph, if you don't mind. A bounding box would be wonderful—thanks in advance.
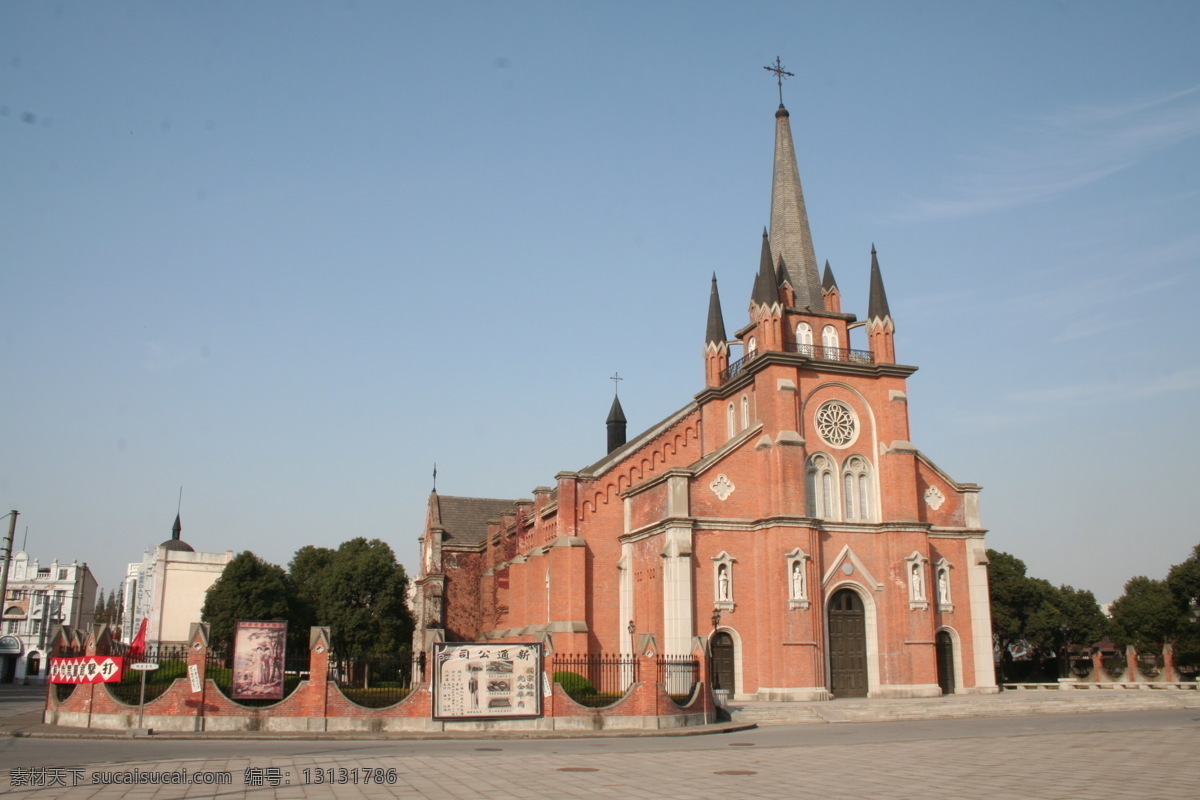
[331,651,424,708]
[657,655,700,705]
[106,643,190,705]
[788,342,874,364]
[552,653,638,708]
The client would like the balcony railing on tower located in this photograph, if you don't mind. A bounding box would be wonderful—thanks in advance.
[719,342,874,384]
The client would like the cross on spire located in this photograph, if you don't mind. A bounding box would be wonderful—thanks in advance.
[610,372,623,396]
[763,56,794,106]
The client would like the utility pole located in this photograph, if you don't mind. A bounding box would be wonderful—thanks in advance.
[0,511,17,625]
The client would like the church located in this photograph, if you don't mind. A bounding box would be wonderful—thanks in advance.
[413,91,997,700]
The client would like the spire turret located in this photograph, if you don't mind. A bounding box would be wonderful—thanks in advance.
[751,228,779,309]
[606,394,627,454]
[705,273,727,347]
[867,245,891,322]
[769,105,824,310]
[866,244,896,364]
[821,260,841,313]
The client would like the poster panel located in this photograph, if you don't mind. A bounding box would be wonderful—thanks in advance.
[48,656,125,684]
[432,642,542,720]
[231,620,287,700]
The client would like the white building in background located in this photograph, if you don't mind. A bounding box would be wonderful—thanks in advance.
[122,514,233,647]
[0,552,97,683]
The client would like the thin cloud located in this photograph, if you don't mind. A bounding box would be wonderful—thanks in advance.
[1009,365,1200,404]
[144,342,199,371]
[897,85,1200,221]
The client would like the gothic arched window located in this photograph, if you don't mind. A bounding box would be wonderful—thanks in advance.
[727,403,736,438]
[841,456,873,521]
[805,453,838,520]
[797,322,813,351]
[747,336,757,358]
[822,324,839,351]
[741,395,750,428]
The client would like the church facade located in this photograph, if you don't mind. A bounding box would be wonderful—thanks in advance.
[413,101,997,700]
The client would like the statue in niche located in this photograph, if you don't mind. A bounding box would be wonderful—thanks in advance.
[938,569,950,606]
[911,562,924,601]
[791,561,805,600]
[717,564,730,601]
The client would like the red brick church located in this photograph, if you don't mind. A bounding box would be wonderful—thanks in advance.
[413,97,997,700]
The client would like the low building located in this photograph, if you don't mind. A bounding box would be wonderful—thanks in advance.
[0,551,97,683]
[123,515,233,647]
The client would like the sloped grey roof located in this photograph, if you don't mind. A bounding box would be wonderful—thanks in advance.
[433,494,519,548]
[705,273,727,347]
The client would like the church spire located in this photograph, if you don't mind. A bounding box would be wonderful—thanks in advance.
[866,244,896,364]
[769,105,824,310]
[822,259,841,313]
[751,228,779,308]
[172,513,182,541]
[867,244,891,323]
[705,273,727,347]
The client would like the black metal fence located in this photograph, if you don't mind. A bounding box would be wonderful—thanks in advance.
[552,654,638,708]
[331,651,424,708]
[106,644,190,706]
[657,655,700,705]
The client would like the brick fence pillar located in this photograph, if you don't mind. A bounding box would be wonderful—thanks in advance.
[308,627,332,721]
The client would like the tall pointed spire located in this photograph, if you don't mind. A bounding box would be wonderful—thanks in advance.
[705,273,727,347]
[751,228,779,308]
[769,105,824,310]
[606,394,627,454]
[172,513,182,541]
[867,244,891,322]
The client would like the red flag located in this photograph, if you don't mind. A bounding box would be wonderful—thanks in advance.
[127,618,147,662]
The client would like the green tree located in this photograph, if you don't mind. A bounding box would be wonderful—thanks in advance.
[93,589,110,625]
[1166,544,1200,669]
[201,551,300,654]
[1109,576,1188,651]
[288,538,413,657]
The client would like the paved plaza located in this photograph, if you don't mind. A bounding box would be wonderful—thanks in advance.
[3,707,1198,799]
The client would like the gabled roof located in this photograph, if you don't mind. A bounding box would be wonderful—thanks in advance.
[579,401,699,477]
[430,494,519,547]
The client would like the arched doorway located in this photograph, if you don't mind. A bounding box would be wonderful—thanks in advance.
[828,588,867,697]
[936,630,956,695]
[711,632,735,693]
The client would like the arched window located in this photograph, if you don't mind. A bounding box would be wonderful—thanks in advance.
[797,322,813,353]
[805,454,838,520]
[841,456,873,522]
[822,325,839,351]
[727,403,736,438]
[747,336,757,358]
[741,395,750,428]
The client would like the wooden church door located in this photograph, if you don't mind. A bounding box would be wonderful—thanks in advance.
[711,632,735,692]
[936,630,956,695]
[828,588,868,697]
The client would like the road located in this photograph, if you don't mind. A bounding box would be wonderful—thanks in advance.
[1,705,1197,799]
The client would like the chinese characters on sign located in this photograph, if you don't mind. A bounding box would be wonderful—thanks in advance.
[432,643,542,720]
[231,620,287,700]
[48,656,125,684]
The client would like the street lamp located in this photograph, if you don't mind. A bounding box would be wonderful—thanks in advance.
[627,620,635,654]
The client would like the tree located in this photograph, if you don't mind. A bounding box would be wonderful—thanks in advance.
[288,538,413,657]
[987,550,1108,681]
[93,589,111,625]
[1166,543,1200,667]
[1109,576,1188,651]
[201,552,301,654]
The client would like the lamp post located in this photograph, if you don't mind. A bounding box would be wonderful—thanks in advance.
[626,620,635,654]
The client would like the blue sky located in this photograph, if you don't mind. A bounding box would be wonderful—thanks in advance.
[3,2,1197,606]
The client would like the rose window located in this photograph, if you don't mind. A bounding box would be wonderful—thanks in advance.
[815,401,856,447]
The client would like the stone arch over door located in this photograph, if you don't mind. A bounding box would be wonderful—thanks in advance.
[827,587,868,698]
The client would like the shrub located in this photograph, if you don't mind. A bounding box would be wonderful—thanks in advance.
[553,671,596,696]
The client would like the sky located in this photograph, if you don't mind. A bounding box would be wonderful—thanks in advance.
[2,1,1198,607]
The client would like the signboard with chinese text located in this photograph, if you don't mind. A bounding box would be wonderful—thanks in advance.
[432,642,542,720]
[231,620,287,700]
[48,656,125,684]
